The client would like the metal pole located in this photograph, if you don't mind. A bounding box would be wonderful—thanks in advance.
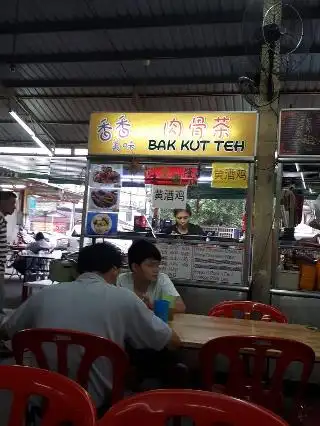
[242,162,255,293]
[79,160,90,249]
[251,0,281,302]
[271,163,283,290]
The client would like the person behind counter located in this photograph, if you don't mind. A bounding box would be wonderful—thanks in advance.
[165,204,204,236]
[117,239,186,313]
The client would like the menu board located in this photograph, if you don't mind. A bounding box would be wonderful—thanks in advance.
[279,110,320,156]
[157,242,243,285]
[85,164,122,236]
[157,243,193,280]
[192,245,243,284]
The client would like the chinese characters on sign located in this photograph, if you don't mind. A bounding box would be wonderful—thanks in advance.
[156,242,243,284]
[144,166,198,186]
[97,118,113,142]
[211,163,248,189]
[96,114,134,152]
[189,116,207,138]
[152,185,187,209]
[213,116,231,138]
[89,112,258,157]
[164,117,183,137]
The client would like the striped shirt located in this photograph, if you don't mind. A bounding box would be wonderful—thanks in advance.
[0,213,7,273]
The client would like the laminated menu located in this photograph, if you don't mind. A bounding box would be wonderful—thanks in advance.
[192,245,243,284]
[157,243,193,280]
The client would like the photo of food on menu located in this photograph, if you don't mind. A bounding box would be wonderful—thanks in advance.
[89,188,120,211]
[90,164,122,187]
[86,212,118,236]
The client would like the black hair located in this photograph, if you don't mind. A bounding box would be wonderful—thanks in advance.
[173,203,192,218]
[77,242,123,275]
[35,232,45,241]
[128,239,161,270]
[0,191,17,202]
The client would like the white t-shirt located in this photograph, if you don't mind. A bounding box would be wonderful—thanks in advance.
[3,272,172,407]
[117,272,180,302]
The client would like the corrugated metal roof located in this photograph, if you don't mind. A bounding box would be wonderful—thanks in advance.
[0,0,319,153]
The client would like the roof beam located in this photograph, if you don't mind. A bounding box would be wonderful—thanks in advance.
[3,74,320,88]
[0,119,88,125]
[0,7,318,35]
[0,44,317,63]
[0,46,253,63]
[0,12,248,35]
[16,90,320,101]
[1,140,87,146]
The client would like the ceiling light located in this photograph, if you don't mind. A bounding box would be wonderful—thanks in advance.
[32,136,52,156]
[9,110,52,156]
[74,149,88,156]
[55,148,72,155]
[9,111,34,136]
[0,147,48,155]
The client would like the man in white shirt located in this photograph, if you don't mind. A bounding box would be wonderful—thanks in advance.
[117,239,186,313]
[0,242,180,410]
[117,239,187,388]
[0,191,16,314]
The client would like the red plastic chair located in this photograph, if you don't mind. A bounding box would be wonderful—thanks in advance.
[199,335,315,416]
[98,389,289,426]
[208,300,288,323]
[12,328,129,405]
[0,364,96,426]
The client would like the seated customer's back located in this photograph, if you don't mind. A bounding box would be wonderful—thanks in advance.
[2,243,180,409]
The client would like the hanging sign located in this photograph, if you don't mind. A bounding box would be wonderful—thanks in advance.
[145,166,198,186]
[279,109,320,156]
[211,163,248,188]
[152,185,187,209]
[89,112,258,158]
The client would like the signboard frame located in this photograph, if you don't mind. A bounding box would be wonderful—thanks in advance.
[278,108,320,160]
[88,111,259,160]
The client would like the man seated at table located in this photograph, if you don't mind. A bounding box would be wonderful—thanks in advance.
[0,242,181,411]
[117,239,186,313]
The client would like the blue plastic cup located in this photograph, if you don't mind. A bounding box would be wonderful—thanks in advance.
[154,299,170,323]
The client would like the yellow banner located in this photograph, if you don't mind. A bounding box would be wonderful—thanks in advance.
[211,163,248,188]
[88,112,257,158]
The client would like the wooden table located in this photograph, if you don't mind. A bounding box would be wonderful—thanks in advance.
[171,314,320,362]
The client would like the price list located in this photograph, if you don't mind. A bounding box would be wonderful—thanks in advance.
[192,245,243,284]
[157,243,193,280]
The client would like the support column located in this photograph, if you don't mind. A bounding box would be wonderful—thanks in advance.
[251,0,281,302]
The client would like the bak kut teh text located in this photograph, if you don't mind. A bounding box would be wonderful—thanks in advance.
[148,139,246,153]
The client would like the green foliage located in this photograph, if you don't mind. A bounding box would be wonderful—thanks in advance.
[188,199,245,227]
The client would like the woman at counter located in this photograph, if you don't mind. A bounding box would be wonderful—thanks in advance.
[165,204,204,236]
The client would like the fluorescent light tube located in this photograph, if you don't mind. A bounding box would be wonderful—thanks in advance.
[9,111,35,136]
[9,110,52,156]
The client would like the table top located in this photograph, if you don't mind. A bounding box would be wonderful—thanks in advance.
[171,314,320,361]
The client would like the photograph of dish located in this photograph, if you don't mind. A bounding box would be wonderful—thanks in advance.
[91,165,121,186]
[90,189,119,210]
[86,211,118,236]
[91,214,112,234]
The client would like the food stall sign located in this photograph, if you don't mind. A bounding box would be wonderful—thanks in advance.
[279,109,320,157]
[152,185,187,209]
[211,163,248,188]
[89,112,258,158]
